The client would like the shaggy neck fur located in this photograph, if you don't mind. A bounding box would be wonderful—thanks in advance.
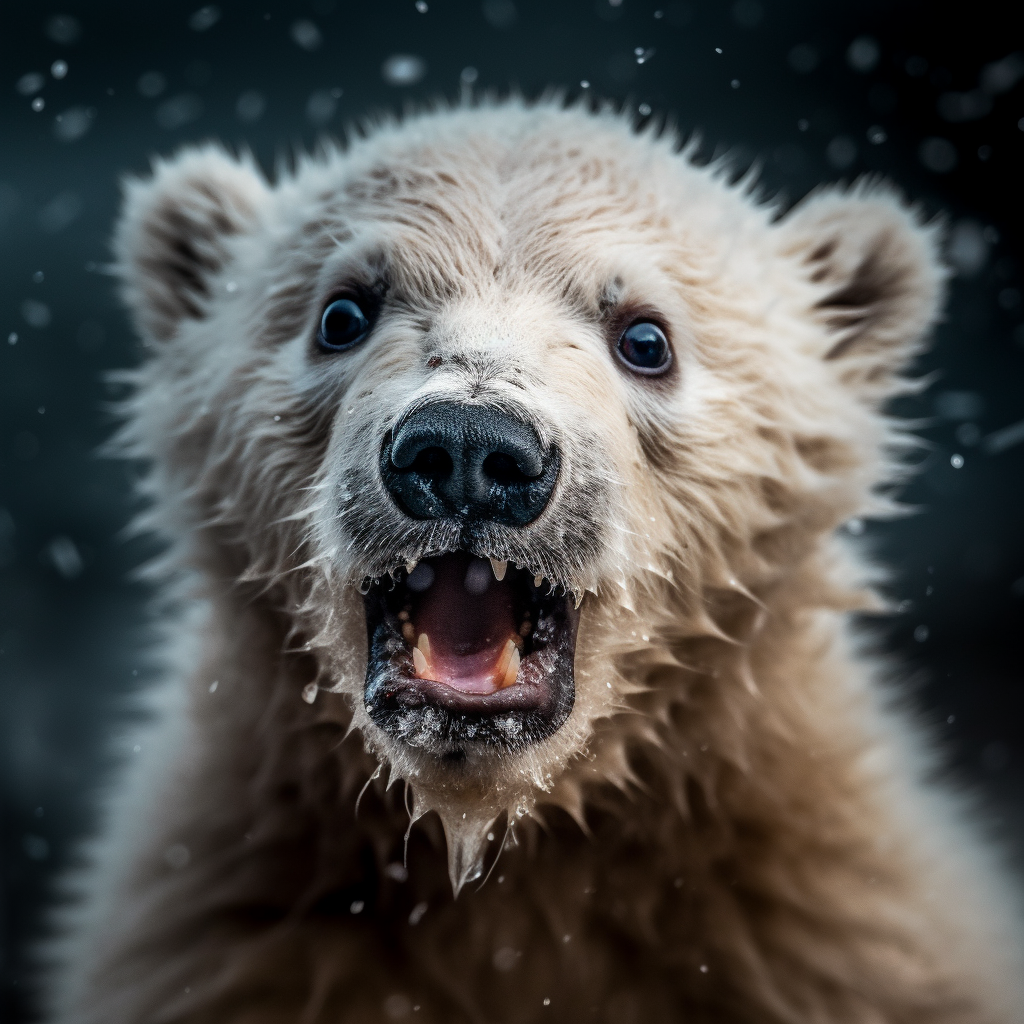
[58,552,1017,1023]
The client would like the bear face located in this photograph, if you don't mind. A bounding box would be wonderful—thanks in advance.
[114,101,943,889]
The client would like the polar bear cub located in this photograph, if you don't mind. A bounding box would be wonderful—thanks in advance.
[48,101,1023,1024]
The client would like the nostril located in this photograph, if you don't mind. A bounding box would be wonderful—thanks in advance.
[482,451,532,485]
[408,447,453,478]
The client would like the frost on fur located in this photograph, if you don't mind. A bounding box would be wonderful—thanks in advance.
[46,101,1023,1024]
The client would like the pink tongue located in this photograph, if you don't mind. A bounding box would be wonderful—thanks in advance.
[412,554,517,695]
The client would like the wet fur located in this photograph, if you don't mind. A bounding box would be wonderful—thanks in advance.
[45,100,1024,1023]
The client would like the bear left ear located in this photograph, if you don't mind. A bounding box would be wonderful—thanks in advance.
[779,183,946,402]
[114,145,269,342]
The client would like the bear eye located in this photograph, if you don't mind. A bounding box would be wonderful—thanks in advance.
[617,321,672,375]
[318,298,371,352]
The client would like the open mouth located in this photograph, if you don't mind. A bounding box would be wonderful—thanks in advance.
[363,552,579,751]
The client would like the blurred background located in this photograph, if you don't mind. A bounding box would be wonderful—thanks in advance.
[1,0,1022,1018]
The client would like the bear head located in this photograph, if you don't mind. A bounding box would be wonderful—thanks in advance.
[113,102,944,889]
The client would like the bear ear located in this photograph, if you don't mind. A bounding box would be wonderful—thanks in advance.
[779,183,946,402]
[113,145,268,342]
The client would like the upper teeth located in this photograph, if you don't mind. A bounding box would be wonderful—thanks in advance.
[373,556,571,600]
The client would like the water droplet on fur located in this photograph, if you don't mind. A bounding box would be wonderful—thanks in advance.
[487,832,494,841]
[846,518,865,535]
[302,682,319,703]
[415,0,428,10]
[407,563,434,591]
[408,901,428,925]
[543,998,551,1006]
[350,900,364,913]
[359,577,373,595]
[914,625,929,642]
[699,964,709,973]
[209,679,218,693]
[950,453,964,468]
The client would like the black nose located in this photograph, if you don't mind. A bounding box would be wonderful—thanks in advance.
[381,402,560,527]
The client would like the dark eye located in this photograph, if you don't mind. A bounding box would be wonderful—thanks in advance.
[617,321,671,374]
[318,298,371,352]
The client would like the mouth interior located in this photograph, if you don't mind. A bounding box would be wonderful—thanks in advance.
[404,554,522,693]
[363,552,579,747]
[385,553,541,696]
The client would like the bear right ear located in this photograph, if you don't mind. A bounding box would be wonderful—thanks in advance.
[779,182,946,404]
[113,146,268,342]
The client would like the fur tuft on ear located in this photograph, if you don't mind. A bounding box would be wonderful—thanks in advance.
[114,146,268,342]
[780,182,946,401]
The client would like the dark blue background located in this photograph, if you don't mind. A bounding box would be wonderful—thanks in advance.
[1,1,1022,1018]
